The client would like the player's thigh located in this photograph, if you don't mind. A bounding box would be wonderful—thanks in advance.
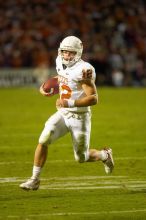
[39,111,68,144]
[70,112,91,162]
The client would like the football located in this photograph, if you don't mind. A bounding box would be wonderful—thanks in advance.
[43,77,59,95]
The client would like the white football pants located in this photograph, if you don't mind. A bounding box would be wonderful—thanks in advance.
[39,110,91,162]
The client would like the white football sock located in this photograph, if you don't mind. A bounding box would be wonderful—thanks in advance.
[98,150,108,161]
[31,166,41,180]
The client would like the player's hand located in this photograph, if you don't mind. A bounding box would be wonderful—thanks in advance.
[39,83,54,97]
[56,99,68,108]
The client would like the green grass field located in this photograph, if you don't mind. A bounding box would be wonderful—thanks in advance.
[0,87,146,220]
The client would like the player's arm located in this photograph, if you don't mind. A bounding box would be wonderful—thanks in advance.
[56,79,98,108]
[75,79,98,107]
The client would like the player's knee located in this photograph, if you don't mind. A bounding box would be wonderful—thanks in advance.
[38,143,48,149]
[74,152,86,163]
[74,149,89,163]
[39,130,53,145]
[75,155,85,163]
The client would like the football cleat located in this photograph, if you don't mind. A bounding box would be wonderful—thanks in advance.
[19,178,40,191]
[102,148,114,174]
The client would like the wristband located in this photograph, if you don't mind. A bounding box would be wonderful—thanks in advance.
[67,99,75,108]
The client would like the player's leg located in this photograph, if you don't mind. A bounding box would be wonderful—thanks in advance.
[69,112,92,163]
[69,112,114,173]
[20,111,68,190]
[32,111,69,170]
[88,148,114,174]
[33,143,48,168]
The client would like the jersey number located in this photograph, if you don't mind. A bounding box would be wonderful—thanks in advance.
[82,69,92,79]
[60,84,72,99]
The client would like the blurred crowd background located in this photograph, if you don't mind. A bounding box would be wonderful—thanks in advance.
[0,0,146,86]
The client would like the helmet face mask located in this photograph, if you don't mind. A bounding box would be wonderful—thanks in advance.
[58,36,83,67]
[60,50,76,66]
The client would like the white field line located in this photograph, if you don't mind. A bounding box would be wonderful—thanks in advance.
[0,176,127,183]
[1,156,146,165]
[1,176,146,190]
[6,209,146,219]
[40,179,146,190]
[40,185,146,190]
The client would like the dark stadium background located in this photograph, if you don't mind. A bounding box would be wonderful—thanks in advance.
[0,0,146,87]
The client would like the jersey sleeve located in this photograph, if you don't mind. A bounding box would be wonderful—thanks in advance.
[75,62,96,82]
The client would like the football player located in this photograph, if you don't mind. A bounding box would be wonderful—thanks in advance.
[20,36,114,190]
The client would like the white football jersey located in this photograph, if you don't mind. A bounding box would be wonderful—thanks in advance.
[56,56,96,113]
